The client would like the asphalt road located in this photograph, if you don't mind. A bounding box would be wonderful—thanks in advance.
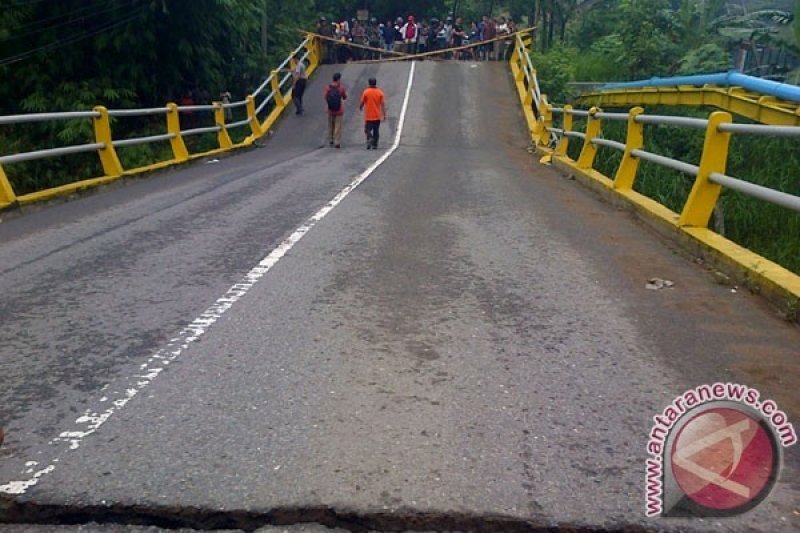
[1,61,798,532]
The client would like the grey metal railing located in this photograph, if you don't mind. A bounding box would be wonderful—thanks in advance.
[544,106,800,213]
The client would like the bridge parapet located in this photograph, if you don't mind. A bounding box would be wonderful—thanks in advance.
[510,34,800,316]
[0,36,321,209]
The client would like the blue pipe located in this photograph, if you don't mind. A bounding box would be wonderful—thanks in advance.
[599,71,800,103]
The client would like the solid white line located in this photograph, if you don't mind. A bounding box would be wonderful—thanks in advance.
[0,61,417,495]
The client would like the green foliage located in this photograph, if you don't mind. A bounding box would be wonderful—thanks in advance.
[796,0,800,44]
[568,0,622,50]
[531,46,577,103]
[677,43,731,75]
[574,34,627,81]
[613,0,683,78]
[541,0,800,274]
[0,0,318,194]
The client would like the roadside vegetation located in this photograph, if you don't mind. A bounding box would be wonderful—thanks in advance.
[531,0,799,275]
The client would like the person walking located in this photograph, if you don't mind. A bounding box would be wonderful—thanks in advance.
[324,72,347,148]
[359,77,386,150]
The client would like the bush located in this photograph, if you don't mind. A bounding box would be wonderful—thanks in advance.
[531,46,577,104]
[677,43,732,75]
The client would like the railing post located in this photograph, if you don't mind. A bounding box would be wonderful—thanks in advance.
[535,96,553,147]
[93,106,124,177]
[521,65,533,104]
[613,107,645,190]
[271,71,285,107]
[555,105,573,157]
[509,37,519,65]
[679,111,733,227]
[307,37,318,68]
[166,102,189,162]
[246,95,262,137]
[577,106,602,169]
[214,102,233,149]
[521,33,533,50]
[0,165,16,205]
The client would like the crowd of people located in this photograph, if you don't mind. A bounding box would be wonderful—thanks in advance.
[283,13,521,151]
[315,13,519,63]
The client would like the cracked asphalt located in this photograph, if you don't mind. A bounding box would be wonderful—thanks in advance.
[1,61,798,532]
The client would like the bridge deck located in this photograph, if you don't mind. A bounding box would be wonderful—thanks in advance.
[0,61,798,530]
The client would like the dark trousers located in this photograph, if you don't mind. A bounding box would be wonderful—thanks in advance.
[292,79,306,114]
[365,120,380,147]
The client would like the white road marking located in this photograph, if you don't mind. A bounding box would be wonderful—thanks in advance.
[0,61,417,495]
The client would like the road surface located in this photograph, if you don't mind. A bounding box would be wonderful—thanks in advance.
[1,61,798,531]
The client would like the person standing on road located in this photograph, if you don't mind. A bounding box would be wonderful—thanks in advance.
[286,53,307,115]
[401,16,418,55]
[452,17,467,60]
[382,20,395,52]
[317,17,335,64]
[482,16,496,60]
[324,72,347,148]
[359,77,386,150]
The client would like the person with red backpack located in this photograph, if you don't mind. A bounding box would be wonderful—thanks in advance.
[401,15,418,54]
[324,72,347,148]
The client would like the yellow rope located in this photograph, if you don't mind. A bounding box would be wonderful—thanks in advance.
[301,26,536,64]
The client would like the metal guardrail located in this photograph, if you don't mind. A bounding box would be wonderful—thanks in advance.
[509,32,800,307]
[108,107,170,117]
[575,84,800,127]
[0,111,101,125]
[0,35,321,207]
[541,106,800,216]
[0,143,105,165]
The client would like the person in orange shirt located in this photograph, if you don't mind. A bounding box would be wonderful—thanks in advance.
[359,77,387,150]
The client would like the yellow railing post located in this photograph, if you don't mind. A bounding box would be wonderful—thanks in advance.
[577,107,601,169]
[307,37,318,68]
[555,105,573,157]
[271,71,285,108]
[246,95,262,138]
[532,102,550,146]
[679,111,733,227]
[509,37,519,65]
[166,102,189,162]
[0,165,16,205]
[93,106,124,177]
[537,96,553,147]
[214,102,233,149]
[613,106,645,190]
[522,33,533,50]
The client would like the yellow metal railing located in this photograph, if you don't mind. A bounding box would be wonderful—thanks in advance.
[576,85,800,127]
[0,36,321,209]
[509,34,800,314]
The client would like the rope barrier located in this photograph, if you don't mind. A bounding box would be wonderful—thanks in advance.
[302,26,535,65]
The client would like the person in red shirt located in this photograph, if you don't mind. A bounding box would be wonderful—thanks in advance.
[324,72,347,148]
[359,77,386,150]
